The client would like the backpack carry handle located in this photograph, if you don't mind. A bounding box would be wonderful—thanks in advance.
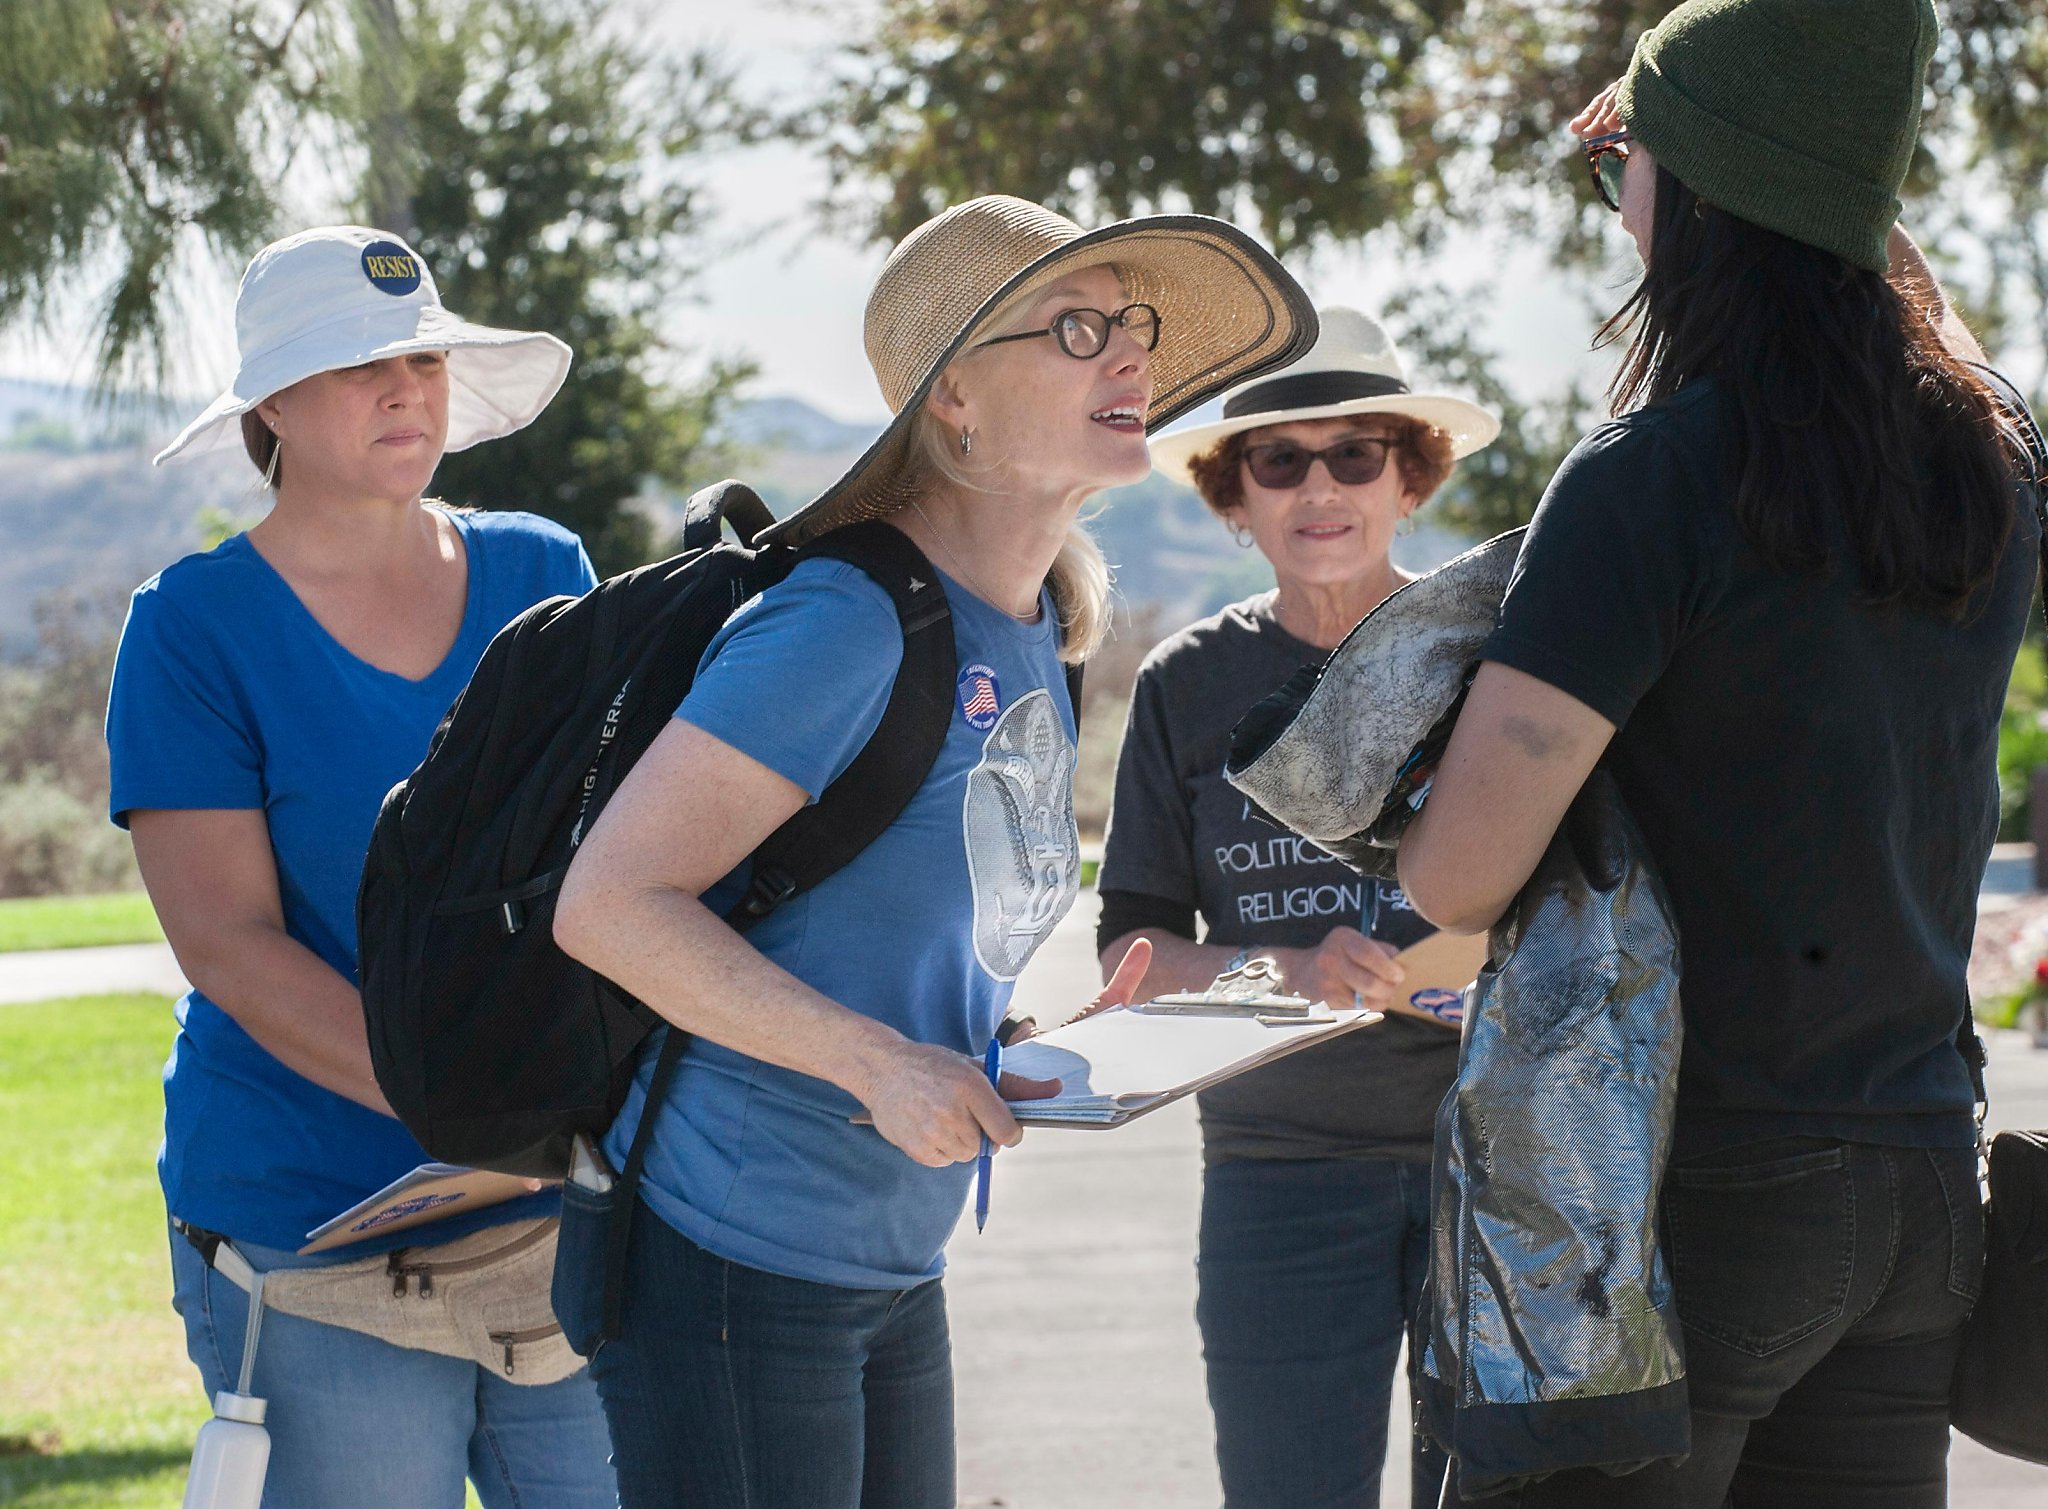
[681,480,776,553]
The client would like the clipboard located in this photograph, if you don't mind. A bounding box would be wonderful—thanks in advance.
[999,1004,1381,1127]
[298,1164,534,1254]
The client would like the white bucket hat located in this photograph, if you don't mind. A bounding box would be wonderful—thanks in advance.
[154,225,572,466]
[1147,306,1501,488]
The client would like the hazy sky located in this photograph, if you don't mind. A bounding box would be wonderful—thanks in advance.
[0,0,1626,425]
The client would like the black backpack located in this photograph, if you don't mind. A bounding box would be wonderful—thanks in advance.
[356,480,959,1183]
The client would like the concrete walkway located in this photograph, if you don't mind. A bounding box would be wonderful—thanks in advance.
[950,894,2048,1508]
[6,892,2048,1504]
[0,939,185,1004]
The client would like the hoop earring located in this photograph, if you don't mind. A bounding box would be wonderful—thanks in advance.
[262,436,282,490]
[1395,512,1416,538]
[1229,522,1253,549]
[959,428,973,457]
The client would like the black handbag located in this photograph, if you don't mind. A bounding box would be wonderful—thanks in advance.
[1950,1128,2048,1463]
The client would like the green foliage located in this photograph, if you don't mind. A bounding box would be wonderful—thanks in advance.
[803,0,1465,253]
[806,1,2048,408]
[1998,629,2048,841]
[0,592,137,899]
[391,0,756,572]
[1381,281,1598,536]
[0,995,203,1506]
[0,1,341,386]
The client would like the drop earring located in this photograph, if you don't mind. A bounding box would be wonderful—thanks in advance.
[959,428,973,457]
[262,434,283,490]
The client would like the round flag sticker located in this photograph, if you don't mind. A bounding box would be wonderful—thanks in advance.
[957,663,1002,731]
[360,240,423,296]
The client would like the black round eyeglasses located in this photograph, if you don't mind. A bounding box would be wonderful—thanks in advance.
[973,303,1161,360]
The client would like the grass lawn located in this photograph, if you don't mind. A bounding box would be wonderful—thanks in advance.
[0,995,202,1506]
[0,997,495,1509]
[0,894,163,954]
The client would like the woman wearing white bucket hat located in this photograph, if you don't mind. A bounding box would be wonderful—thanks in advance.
[106,226,614,1507]
[548,193,1315,1508]
[1099,306,1498,1509]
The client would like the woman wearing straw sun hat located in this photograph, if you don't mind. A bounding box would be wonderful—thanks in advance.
[548,194,1314,1507]
[1098,306,1497,1509]
[106,226,614,1507]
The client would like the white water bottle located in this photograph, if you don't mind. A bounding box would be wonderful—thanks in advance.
[183,1262,271,1509]
[181,1392,270,1509]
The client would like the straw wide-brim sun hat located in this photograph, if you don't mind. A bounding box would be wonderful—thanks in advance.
[1147,305,1500,489]
[155,225,571,466]
[760,195,1318,547]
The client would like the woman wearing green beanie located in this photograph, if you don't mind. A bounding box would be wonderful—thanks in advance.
[1397,0,2044,1503]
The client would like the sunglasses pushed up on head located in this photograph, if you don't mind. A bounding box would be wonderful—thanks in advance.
[1584,130,1631,212]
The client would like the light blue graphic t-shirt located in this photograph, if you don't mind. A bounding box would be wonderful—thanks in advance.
[106,508,597,1254]
[608,555,1080,1289]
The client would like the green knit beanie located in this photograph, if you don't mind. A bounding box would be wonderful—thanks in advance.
[1616,0,1937,273]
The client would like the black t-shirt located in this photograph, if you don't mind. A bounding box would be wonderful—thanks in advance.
[1485,376,2039,1153]
[1098,593,1458,1165]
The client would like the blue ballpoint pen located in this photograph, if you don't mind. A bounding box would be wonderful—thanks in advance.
[975,1037,1000,1233]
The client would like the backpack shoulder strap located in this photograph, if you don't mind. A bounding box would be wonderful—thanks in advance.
[725,519,957,925]
[600,519,955,1346]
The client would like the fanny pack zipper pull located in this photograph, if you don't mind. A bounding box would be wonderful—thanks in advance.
[502,1339,516,1376]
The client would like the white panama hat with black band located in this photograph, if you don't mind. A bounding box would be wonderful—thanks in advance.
[154,225,572,467]
[1147,305,1501,488]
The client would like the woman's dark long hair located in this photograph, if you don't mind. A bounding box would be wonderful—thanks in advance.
[1599,164,2024,617]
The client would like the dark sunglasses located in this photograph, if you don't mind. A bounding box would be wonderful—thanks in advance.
[1242,435,1397,490]
[1584,130,1630,212]
[973,303,1162,360]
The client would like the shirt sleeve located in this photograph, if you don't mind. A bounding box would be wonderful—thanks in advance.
[561,531,599,594]
[1482,417,1715,728]
[675,560,905,802]
[1097,660,1199,905]
[105,584,264,828]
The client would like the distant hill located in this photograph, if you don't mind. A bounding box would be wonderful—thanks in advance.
[0,387,1471,656]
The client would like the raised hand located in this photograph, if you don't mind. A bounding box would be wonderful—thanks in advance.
[1571,80,1624,140]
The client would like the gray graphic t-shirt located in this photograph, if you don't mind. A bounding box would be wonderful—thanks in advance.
[1099,593,1459,1164]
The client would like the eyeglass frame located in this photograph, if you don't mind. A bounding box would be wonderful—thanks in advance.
[971,302,1162,360]
[1584,130,1631,213]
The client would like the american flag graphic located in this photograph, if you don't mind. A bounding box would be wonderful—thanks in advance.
[962,676,999,721]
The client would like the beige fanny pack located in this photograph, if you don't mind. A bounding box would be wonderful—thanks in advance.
[177,1217,582,1387]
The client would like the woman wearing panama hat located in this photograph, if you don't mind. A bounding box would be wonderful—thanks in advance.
[1097,306,1497,1509]
[549,194,1314,1507]
[106,226,614,1506]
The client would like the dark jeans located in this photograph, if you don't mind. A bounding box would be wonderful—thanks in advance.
[1198,1155,1450,1509]
[1449,1138,1985,1509]
[580,1200,955,1509]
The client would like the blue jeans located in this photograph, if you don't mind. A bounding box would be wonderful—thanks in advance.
[169,1224,616,1509]
[1197,1156,1450,1509]
[572,1198,955,1509]
[1447,1138,1985,1508]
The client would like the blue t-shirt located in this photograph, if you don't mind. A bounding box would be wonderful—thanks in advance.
[106,507,597,1254]
[606,557,1081,1289]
